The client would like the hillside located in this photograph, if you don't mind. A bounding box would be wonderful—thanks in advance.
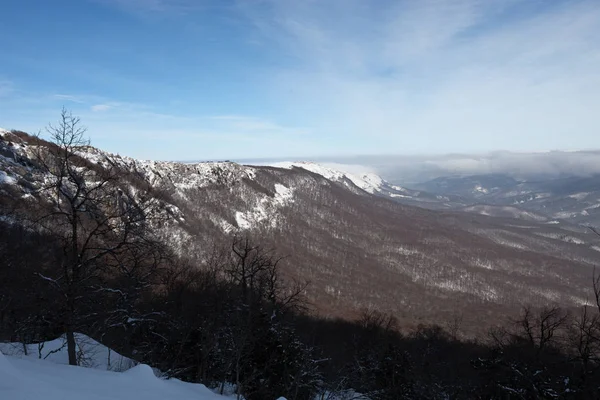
[2,129,600,333]
[411,173,600,226]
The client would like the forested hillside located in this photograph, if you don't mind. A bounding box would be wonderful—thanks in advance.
[2,112,600,398]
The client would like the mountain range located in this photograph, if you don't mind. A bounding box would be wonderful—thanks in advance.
[2,128,600,334]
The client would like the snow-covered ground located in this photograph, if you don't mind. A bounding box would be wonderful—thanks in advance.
[0,334,134,371]
[0,334,364,400]
[0,335,230,400]
[0,351,228,400]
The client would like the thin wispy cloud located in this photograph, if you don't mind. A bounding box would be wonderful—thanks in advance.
[91,104,113,112]
[53,94,86,104]
[0,81,13,98]
[93,0,209,16]
[12,92,311,159]
[209,115,308,135]
[1,0,599,160]
[240,0,600,154]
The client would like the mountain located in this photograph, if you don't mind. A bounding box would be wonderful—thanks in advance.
[2,129,600,334]
[410,173,600,226]
[271,161,467,210]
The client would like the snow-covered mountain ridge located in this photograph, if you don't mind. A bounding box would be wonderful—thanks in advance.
[4,129,600,332]
[270,161,385,194]
[1,130,404,239]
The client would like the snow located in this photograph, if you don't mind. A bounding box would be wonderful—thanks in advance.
[0,333,135,372]
[235,184,294,230]
[569,192,589,200]
[271,161,384,194]
[554,211,579,219]
[274,183,293,205]
[0,170,16,185]
[235,211,253,229]
[473,185,489,194]
[462,205,547,222]
[78,148,256,194]
[534,232,585,245]
[390,184,408,192]
[211,215,236,233]
[0,352,227,400]
[0,335,246,400]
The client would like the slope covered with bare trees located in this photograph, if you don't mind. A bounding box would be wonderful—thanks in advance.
[3,112,600,398]
[2,113,600,335]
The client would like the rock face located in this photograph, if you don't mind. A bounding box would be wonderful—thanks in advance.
[2,129,600,333]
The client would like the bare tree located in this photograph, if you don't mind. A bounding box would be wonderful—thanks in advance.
[25,108,164,365]
[515,306,569,353]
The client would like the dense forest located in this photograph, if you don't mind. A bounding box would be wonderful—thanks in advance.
[2,112,600,399]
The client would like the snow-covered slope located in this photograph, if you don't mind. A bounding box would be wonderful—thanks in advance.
[0,333,135,372]
[4,130,600,332]
[460,205,549,222]
[0,130,296,238]
[271,162,384,194]
[0,334,306,400]
[0,347,228,400]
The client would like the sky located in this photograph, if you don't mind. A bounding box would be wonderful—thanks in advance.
[1,0,599,160]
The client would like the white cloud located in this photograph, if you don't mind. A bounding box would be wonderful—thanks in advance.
[240,0,600,154]
[91,104,112,112]
[209,115,308,135]
[53,94,86,104]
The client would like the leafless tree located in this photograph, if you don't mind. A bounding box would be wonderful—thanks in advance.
[514,306,569,353]
[24,108,165,365]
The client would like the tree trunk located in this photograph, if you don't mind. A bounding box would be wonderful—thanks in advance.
[66,328,77,365]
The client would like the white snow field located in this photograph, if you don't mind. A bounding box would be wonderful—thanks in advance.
[0,334,365,399]
[0,335,234,400]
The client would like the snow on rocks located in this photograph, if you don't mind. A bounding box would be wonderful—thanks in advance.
[274,183,293,205]
[235,183,294,230]
[0,170,16,185]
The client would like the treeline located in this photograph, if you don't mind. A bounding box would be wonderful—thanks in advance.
[2,111,600,399]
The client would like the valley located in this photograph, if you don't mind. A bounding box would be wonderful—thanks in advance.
[2,128,599,335]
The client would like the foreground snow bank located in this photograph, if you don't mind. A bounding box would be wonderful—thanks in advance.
[0,333,135,372]
[0,348,228,400]
[0,335,293,400]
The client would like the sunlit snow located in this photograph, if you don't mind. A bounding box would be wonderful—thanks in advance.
[271,161,384,194]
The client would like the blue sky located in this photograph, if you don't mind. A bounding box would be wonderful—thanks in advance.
[1,0,599,160]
